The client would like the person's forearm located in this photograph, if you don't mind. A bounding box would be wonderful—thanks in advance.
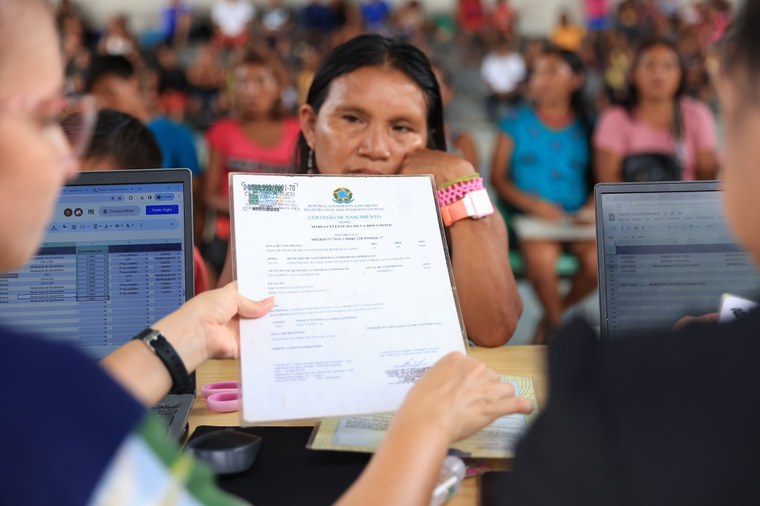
[100,305,210,406]
[594,149,623,183]
[493,179,542,215]
[449,214,522,346]
[100,340,173,406]
[336,413,449,506]
[695,151,720,180]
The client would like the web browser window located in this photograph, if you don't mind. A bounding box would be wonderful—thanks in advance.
[0,182,186,358]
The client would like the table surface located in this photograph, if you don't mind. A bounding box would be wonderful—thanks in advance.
[189,345,547,506]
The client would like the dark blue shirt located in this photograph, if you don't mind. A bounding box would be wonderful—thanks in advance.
[499,105,590,212]
[0,326,145,505]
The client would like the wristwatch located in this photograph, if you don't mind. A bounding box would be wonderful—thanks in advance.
[133,327,191,391]
[440,189,495,227]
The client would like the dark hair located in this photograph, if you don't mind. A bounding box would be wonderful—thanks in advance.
[622,37,687,111]
[294,34,446,173]
[84,54,135,92]
[62,109,163,168]
[235,48,285,79]
[536,46,596,187]
[721,1,760,101]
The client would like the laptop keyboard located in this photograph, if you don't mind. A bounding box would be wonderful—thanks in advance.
[150,402,180,429]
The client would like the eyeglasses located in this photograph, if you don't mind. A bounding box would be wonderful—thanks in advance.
[0,93,97,161]
[58,94,97,160]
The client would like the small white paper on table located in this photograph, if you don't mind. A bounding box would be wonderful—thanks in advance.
[230,174,468,423]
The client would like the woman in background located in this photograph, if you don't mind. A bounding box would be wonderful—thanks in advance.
[594,38,720,182]
[293,34,523,347]
[490,47,597,343]
[204,49,301,275]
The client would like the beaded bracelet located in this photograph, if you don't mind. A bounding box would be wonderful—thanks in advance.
[437,177,485,207]
[437,172,480,191]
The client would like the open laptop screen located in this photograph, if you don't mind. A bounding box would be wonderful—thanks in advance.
[597,184,760,339]
[0,170,192,359]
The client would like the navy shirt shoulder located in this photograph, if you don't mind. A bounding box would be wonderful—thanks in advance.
[0,325,145,506]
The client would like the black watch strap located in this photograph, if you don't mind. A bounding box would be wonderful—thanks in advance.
[133,328,191,391]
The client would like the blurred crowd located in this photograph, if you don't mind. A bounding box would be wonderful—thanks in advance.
[56,0,734,336]
[58,0,732,130]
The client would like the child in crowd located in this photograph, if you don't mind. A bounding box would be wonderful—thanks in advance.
[62,108,211,294]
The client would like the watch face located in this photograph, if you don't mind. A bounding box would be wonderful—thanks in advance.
[468,189,495,218]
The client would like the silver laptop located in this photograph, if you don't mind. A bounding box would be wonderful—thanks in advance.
[0,169,195,441]
[595,181,760,339]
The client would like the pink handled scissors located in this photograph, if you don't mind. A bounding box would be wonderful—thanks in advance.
[201,381,241,413]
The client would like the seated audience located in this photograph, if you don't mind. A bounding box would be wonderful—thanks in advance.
[85,54,202,178]
[98,14,140,61]
[159,0,192,48]
[491,47,597,343]
[186,42,227,130]
[432,63,479,169]
[594,38,720,182]
[360,0,392,34]
[550,10,587,53]
[491,0,518,38]
[480,34,527,123]
[212,0,255,49]
[204,49,301,276]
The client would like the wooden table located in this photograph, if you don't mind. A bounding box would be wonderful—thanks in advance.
[189,345,547,506]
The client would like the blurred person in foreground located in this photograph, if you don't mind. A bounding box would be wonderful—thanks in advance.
[504,5,760,504]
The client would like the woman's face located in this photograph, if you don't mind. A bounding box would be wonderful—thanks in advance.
[233,63,281,120]
[716,70,760,264]
[529,54,580,107]
[0,12,77,271]
[300,66,428,175]
[633,45,682,102]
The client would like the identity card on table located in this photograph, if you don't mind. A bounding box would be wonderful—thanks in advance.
[307,376,541,458]
[229,174,468,423]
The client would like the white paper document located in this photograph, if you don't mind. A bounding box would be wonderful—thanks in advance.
[230,174,468,423]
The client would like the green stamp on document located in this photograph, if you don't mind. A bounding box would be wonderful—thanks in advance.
[245,183,285,206]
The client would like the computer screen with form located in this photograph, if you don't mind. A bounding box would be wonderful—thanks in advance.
[599,187,760,339]
[0,178,189,359]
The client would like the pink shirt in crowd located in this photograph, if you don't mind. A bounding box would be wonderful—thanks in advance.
[593,98,717,181]
[585,0,609,18]
[206,117,300,240]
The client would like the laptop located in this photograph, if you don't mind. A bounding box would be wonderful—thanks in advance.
[0,169,195,441]
[595,181,760,339]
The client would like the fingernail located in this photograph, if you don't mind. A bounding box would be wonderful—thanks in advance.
[262,296,275,305]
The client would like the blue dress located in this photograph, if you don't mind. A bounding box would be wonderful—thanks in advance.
[498,106,590,213]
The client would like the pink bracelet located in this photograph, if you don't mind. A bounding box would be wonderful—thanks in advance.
[437,177,485,207]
